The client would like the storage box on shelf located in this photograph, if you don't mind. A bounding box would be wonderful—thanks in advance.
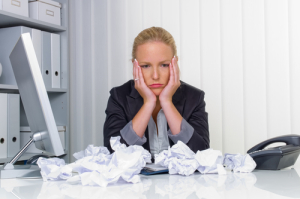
[0,0,69,164]
[29,0,61,26]
[0,0,28,17]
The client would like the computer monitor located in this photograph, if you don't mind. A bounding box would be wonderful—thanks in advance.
[0,33,65,178]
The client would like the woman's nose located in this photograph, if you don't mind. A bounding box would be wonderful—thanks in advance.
[152,67,159,79]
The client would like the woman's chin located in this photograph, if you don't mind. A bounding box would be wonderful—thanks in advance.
[151,89,162,96]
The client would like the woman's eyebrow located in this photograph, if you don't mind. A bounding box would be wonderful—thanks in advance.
[139,62,151,65]
[159,60,171,63]
[139,60,171,64]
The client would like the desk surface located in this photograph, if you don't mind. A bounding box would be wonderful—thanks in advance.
[0,167,300,199]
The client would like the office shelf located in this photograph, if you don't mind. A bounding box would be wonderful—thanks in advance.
[0,85,67,93]
[0,84,18,90]
[0,0,70,164]
[47,88,68,93]
[0,10,66,32]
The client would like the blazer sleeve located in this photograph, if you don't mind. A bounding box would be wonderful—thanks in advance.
[103,88,146,153]
[185,91,210,153]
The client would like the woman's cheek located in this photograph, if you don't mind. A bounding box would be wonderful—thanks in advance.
[162,70,170,83]
[141,69,149,82]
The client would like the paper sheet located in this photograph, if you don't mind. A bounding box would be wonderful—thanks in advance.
[144,163,168,172]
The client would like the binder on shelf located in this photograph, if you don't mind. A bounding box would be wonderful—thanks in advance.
[0,94,8,158]
[42,31,61,89]
[7,94,20,157]
[20,126,66,154]
[0,26,42,85]
[42,31,51,88]
[31,29,42,72]
[51,33,61,88]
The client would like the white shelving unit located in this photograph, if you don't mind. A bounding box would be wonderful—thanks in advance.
[0,0,69,163]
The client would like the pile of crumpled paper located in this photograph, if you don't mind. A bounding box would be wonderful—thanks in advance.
[37,137,256,187]
[37,136,151,187]
[155,141,256,176]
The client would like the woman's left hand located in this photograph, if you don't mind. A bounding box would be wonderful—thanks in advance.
[159,56,181,104]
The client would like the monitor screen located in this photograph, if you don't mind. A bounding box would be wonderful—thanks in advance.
[9,33,64,156]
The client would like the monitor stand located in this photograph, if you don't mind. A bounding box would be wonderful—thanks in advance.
[0,132,45,179]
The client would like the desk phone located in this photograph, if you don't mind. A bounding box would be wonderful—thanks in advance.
[247,134,300,170]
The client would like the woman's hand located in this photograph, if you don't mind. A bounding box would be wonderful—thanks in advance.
[133,59,157,106]
[159,56,181,104]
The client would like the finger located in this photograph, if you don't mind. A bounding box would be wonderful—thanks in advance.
[133,59,136,79]
[173,56,179,82]
[135,59,140,86]
[135,59,139,79]
[169,60,174,83]
[138,65,147,87]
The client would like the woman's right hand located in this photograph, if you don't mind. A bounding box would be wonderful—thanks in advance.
[133,59,157,106]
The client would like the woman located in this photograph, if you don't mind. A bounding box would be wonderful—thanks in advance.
[103,27,209,157]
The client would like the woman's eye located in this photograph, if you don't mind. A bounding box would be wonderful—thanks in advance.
[162,64,170,67]
[140,65,150,68]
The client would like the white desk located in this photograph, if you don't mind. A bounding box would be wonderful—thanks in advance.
[0,167,300,199]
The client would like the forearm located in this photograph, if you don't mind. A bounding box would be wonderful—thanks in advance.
[161,101,182,135]
[132,102,155,138]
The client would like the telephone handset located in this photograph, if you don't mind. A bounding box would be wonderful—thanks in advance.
[247,134,300,170]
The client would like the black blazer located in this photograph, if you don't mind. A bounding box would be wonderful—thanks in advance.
[103,80,209,153]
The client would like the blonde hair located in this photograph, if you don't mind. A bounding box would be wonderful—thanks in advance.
[132,27,177,61]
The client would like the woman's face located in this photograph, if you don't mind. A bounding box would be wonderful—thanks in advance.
[135,41,173,96]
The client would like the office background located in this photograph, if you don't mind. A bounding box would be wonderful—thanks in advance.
[68,0,300,164]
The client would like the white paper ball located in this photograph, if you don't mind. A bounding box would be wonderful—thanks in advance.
[0,63,2,77]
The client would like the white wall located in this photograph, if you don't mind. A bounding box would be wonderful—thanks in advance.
[69,0,300,164]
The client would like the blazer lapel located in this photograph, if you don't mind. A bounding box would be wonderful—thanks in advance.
[172,82,186,116]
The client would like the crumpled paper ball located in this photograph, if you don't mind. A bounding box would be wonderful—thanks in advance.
[195,148,226,174]
[223,153,256,173]
[155,141,199,176]
[37,157,72,181]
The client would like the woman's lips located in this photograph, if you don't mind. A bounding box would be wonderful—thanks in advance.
[149,84,163,88]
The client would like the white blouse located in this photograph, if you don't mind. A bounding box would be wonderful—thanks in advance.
[147,109,170,157]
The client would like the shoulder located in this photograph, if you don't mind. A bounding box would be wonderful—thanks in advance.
[180,80,205,100]
[109,80,134,101]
